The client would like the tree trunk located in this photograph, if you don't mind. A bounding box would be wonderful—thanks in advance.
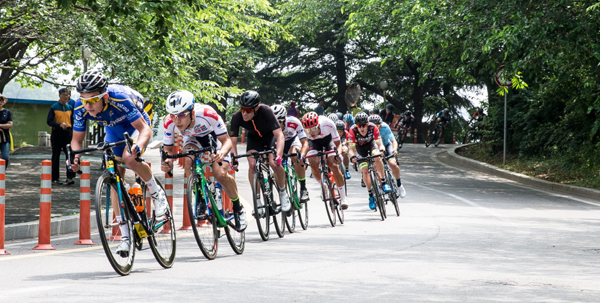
[334,42,348,114]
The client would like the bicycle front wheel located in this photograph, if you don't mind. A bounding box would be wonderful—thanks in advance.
[385,169,400,217]
[331,182,344,224]
[225,214,245,255]
[321,173,336,227]
[284,173,298,233]
[297,198,309,230]
[95,174,135,276]
[252,173,270,241]
[147,179,176,268]
[187,176,218,260]
[370,170,386,221]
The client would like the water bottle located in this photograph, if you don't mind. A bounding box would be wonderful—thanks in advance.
[214,183,223,216]
[128,182,144,212]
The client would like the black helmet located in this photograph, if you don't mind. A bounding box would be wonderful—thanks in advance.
[368,114,382,125]
[335,120,346,131]
[76,70,108,93]
[240,90,260,108]
[404,110,412,116]
[372,108,380,115]
[386,104,394,111]
[336,112,343,120]
[354,112,369,125]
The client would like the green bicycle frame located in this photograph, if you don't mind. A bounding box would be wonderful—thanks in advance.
[283,160,301,210]
[192,157,228,228]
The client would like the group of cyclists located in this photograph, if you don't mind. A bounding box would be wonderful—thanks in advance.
[68,70,410,258]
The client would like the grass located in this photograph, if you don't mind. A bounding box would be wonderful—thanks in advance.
[457,144,600,191]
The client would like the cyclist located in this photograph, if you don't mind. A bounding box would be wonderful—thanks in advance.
[343,113,354,130]
[327,113,339,122]
[468,107,486,125]
[69,70,169,256]
[160,90,247,231]
[229,90,290,212]
[396,110,414,140]
[348,112,390,210]
[271,104,310,202]
[300,112,348,209]
[434,108,452,142]
[335,120,352,179]
[368,115,406,198]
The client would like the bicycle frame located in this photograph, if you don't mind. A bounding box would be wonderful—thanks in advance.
[282,153,301,209]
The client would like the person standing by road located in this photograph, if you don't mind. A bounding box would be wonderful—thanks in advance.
[315,100,325,116]
[47,88,76,185]
[287,101,300,118]
[0,93,12,168]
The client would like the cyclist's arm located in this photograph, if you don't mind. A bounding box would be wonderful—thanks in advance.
[230,136,238,157]
[376,139,385,151]
[69,130,86,171]
[391,138,398,152]
[131,116,152,152]
[299,137,309,158]
[214,133,232,162]
[334,138,342,156]
[273,128,285,158]
[348,143,357,160]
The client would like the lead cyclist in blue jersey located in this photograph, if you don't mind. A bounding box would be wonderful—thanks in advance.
[69,70,169,256]
[368,115,406,198]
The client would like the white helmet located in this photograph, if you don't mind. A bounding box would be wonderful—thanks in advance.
[327,113,338,122]
[166,90,194,115]
[271,104,286,121]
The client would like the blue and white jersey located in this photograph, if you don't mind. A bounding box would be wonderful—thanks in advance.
[379,122,395,146]
[73,85,150,133]
[282,116,307,141]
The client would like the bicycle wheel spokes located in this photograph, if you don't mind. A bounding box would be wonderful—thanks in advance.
[95,174,134,275]
[370,171,386,221]
[284,177,297,233]
[298,198,309,230]
[321,174,336,227]
[147,179,176,268]
[253,173,270,241]
[187,177,218,260]
[270,178,285,238]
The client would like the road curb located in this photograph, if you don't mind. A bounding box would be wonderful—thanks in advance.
[437,144,600,200]
[4,214,95,242]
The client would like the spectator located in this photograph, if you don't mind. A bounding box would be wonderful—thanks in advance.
[287,101,300,118]
[47,88,75,185]
[372,108,380,117]
[381,104,395,125]
[0,93,12,168]
[315,101,324,115]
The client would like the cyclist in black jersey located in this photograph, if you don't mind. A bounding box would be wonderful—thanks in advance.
[229,90,290,212]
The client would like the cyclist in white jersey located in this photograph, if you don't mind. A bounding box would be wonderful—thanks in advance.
[300,112,348,209]
[271,105,310,202]
[160,90,247,231]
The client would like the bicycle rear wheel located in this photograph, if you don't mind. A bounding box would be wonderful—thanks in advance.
[425,129,435,147]
[187,176,218,260]
[224,211,245,255]
[252,173,270,241]
[270,177,285,238]
[370,170,386,221]
[321,173,336,227]
[297,199,309,230]
[147,179,176,268]
[95,174,135,276]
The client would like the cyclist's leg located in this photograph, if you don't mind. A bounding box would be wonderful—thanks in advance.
[245,135,263,185]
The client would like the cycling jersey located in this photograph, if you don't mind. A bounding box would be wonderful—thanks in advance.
[230,104,279,138]
[282,116,307,141]
[348,122,381,158]
[73,85,151,158]
[305,116,340,158]
[379,122,395,147]
[437,111,451,123]
[399,115,414,129]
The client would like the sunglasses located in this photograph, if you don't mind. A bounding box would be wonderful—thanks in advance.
[80,92,107,105]
[240,107,254,114]
[357,123,368,128]
[170,112,190,119]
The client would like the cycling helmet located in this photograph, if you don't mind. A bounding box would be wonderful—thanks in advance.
[76,70,108,93]
[166,90,195,115]
[271,104,286,121]
[301,112,319,129]
[335,120,346,131]
[386,104,394,111]
[443,108,450,115]
[327,113,338,122]
[336,112,343,121]
[372,108,380,115]
[240,90,260,108]
[354,112,369,125]
[368,114,382,125]
[343,113,353,123]
[404,110,412,116]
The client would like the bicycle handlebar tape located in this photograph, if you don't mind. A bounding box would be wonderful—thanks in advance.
[0,159,9,255]
[33,160,55,250]
[179,171,193,230]
[75,161,94,245]
[162,170,174,234]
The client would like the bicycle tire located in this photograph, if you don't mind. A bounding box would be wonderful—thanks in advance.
[385,169,400,217]
[321,172,336,227]
[147,179,176,268]
[284,172,298,233]
[224,220,245,255]
[331,181,344,224]
[297,198,309,230]
[95,174,135,276]
[270,177,285,238]
[252,172,270,241]
[187,176,218,260]
[370,170,386,221]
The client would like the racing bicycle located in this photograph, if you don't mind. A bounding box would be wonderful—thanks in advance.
[316,151,344,227]
[282,153,309,232]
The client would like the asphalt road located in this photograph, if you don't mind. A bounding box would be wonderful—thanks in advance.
[1,144,599,302]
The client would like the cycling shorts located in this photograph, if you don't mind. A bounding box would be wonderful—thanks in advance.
[307,134,337,158]
[283,136,302,154]
[183,134,231,163]
[246,134,277,153]
[105,124,140,159]
[355,140,377,158]
[383,143,395,157]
